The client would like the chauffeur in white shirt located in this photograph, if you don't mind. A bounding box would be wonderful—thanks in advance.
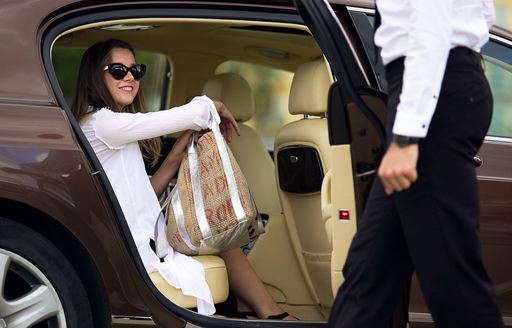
[328,0,504,327]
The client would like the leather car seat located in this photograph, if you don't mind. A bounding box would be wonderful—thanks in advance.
[150,256,228,308]
[202,73,282,217]
[274,58,334,309]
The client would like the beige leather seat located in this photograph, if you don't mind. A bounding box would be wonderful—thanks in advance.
[202,73,281,216]
[150,256,228,308]
[274,58,333,310]
[149,74,278,310]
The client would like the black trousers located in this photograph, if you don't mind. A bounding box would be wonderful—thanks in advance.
[328,47,504,328]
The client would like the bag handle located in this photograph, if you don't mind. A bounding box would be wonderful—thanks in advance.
[186,104,247,240]
[154,97,247,254]
[208,120,246,222]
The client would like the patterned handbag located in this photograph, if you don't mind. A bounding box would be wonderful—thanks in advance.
[155,120,264,256]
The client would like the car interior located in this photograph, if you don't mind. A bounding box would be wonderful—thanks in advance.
[51,17,348,322]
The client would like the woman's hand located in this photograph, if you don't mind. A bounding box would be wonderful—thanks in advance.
[166,130,194,164]
[150,130,194,197]
[213,100,241,143]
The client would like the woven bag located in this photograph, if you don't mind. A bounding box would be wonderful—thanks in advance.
[156,121,264,256]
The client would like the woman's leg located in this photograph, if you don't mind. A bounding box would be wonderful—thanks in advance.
[219,248,297,320]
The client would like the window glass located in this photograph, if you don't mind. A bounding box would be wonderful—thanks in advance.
[137,51,169,111]
[482,41,512,138]
[215,61,295,151]
[348,11,386,90]
[52,47,169,111]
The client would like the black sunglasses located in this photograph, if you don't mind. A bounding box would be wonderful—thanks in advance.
[103,63,146,81]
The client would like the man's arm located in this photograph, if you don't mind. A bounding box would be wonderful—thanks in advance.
[378,0,452,194]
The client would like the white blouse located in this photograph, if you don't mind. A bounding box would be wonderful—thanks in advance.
[80,95,220,315]
[375,0,495,138]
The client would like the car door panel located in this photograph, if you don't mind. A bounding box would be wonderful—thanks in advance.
[295,0,386,297]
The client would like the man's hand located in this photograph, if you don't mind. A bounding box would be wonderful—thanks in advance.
[378,143,419,195]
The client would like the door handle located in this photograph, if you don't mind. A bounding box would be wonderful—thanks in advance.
[356,169,377,178]
[356,162,377,178]
[474,155,482,167]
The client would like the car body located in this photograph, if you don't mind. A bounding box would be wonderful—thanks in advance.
[0,0,511,327]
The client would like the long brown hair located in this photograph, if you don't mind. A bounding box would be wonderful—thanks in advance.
[71,39,161,165]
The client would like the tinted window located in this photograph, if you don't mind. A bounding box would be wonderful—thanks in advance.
[482,40,512,139]
[348,10,386,91]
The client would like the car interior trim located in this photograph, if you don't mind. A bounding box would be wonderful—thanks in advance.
[55,17,309,40]
[346,6,374,14]
[322,0,370,86]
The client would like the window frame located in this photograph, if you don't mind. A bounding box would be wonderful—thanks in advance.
[483,33,512,142]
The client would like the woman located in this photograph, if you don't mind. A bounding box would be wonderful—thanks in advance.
[71,38,295,320]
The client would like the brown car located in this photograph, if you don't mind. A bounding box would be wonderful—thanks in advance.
[0,0,510,327]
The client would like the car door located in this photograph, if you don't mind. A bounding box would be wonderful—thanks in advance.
[406,28,512,328]
[476,30,512,326]
[294,0,387,297]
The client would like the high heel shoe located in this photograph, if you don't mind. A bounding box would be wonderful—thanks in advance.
[267,312,291,320]
[239,311,296,320]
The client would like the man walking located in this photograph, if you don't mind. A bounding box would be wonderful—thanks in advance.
[328,0,504,327]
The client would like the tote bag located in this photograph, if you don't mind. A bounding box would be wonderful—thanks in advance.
[155,120,264,256]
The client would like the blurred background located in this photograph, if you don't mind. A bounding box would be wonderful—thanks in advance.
[485,0,512,138]
[495,0,512,29]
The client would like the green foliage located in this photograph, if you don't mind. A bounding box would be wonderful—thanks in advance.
[52,47,85,106]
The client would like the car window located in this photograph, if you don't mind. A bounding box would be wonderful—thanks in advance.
[52,47,170,111]
[481,40,512,139]
[349,10,512,140]
[215,61,295,151]
[348,10,387,90]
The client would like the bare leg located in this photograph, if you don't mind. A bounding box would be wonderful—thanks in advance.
[219,248,297,320]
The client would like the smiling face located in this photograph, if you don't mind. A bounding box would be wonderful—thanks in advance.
[104,47,140,110]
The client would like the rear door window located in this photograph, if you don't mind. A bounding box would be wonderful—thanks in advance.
[481,39,512,139]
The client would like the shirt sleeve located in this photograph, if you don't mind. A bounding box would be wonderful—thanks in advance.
[392,0,453,138]
[93,95,220,149]
[484,0,496,29]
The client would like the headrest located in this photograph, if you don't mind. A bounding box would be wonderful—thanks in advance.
[202,73,255,122]
[289,58,332,116]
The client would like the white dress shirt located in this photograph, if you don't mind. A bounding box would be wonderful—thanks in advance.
[80,95,220,315]
[374,0,495,138]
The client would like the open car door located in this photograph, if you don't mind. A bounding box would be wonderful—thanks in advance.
[294,0,386,298]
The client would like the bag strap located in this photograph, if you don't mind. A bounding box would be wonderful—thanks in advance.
[187,134,212,239]
[154,211,169,258]
[155,186,199,256]
[185,109,247,240]
[208,118,246,223]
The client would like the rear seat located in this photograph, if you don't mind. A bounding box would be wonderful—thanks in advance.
[151,72,279,309]
[202,73,282,217]
[150,255,228,308]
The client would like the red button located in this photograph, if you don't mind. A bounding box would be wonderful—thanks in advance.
[339,209,350,220]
